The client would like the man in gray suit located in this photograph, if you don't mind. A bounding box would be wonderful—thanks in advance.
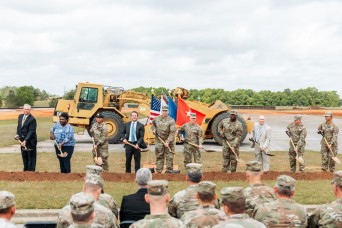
[251,115,271,172]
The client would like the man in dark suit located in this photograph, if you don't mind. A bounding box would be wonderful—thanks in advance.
[15,104,37,171]
[122,111,147,173]
[119,168,151,228]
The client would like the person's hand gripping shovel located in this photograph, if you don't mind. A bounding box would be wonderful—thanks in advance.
[221,135,245,164]
[14,135,31,151]
[248,138,275,156]
[91,137,103,166]
[53,140,68,157]
[318,131,341,164]
[285,131,305,165]
[187,142,216,152]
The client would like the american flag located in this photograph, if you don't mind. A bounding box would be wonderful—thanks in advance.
[149,94,161,123]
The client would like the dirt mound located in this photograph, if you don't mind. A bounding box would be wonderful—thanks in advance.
[0,171,333,182]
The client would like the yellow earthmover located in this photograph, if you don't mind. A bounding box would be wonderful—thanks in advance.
[52,82,248,145]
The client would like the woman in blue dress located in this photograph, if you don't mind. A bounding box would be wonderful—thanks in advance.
[50,112,75,173]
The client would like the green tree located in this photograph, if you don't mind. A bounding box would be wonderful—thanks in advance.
[15,86,35,106]
[64,89,76,100]
[0,96,2,108]
[5,90,17,108]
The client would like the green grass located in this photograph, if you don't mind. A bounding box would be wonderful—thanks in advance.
[0,117,53,147]
[33,100,50,107]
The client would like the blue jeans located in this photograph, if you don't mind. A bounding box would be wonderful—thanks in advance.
[54,145,74,173]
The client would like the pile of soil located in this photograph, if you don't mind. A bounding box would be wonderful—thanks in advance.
[0,171,333,182]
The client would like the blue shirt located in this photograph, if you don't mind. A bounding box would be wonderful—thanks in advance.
[51,122,75,146]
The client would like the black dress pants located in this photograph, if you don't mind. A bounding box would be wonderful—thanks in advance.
[21,146,37,171]
[125,143,141,173]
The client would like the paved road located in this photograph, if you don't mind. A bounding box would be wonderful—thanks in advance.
[1,113,341,154]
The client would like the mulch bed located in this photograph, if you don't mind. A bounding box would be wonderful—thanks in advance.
[0,171,333,182]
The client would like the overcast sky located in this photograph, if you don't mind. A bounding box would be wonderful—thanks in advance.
[1,0,342,96]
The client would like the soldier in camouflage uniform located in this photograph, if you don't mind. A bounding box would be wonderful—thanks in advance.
[90,113,109,171]
[243,161,275,218]
[213,187,265,228]
[69,193,95,228]
[254,175,307,227]
[181,181,226,227]
[57,174,118,228]
[0,191,17,228]
[151,106,177,173]
[286,114,307,172]
[169,163,203,218]
[308,170,342,227]
[318,112,339,172]
[86,165,118,218]
[178,113,203,167]
[219,110,243,173]
[130,180,184,228]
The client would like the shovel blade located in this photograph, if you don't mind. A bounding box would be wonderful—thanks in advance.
[94,157,103,166]
[58,152,68,158]
[296,156,305,165]
[332,156,342,164]
[237,159,245,164]
[140,148,150,152]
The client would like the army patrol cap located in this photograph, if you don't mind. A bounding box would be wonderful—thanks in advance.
[294,114,302,120]
[0,191,16,209]
[325,112,333,117]
[147,180,168,196]
[275,175,296,190]
[220,187,244,202]
[95,113,104,118]
[186,163,203,175]
[331,170,342,187]
[230,110,238,115]
[190,113,196,119]
[85,174,104,189]
[86,165,103,176]
[197,181,216,195]
[246,160,262,172]
[161,106,168,111]
[70,193,95,216]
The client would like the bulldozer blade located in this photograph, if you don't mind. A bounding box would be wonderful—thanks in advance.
[296,156,305,165]
[332,156,341,164]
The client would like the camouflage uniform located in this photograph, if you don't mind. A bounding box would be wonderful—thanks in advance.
[287,115,307,172]
[218,111,243,173]
[179,115,203,167]
[151,111,176,173]
[90,122,109,171]
[169,164,202,218]
[181,181,226,227]
[68,193,94,228]
[243,161,276,218]
[318,113,339,172]
[0,191,17,228]
[130,180,185,228]
[308,170,342,227]
[216,187,265,228]
[254,175,307,227]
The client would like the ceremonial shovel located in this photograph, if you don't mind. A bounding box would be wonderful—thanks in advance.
[125,141,150,152]
[187,142,217,152]
[154,132,176,155]
[248,138,275,156]
[221,135,245,164]
[14,137,32,151]
[285,131,305,165]
[91,137,103,166]
[54,140,68,157]
[318,132,341,164]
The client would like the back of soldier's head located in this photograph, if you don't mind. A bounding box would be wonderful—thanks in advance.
[70,193,95,224]
[275,175,296,197]
[220,187,246,214]
[197,181,217,203]
[245,161,263,179]
[186,163,203,183]
[0,191,16,216]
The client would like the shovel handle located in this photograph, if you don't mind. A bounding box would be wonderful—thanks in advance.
[156,135,175,155]
[187,142,208,152]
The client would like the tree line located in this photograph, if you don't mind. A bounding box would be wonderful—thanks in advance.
[132,87,341,107]
[0,86,340,108]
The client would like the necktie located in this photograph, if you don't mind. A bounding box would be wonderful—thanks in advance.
[130,122,136,142]
[22,115,27,126]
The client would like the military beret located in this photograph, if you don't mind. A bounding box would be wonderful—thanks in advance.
[246,161,262,172]
[294,114,302,120]
[161,106,168,111]
[275,175,296,190]
[190,113,197,119]
[331,170,342,187]
[70,193,95,216]
[0,191,16,209]
[86,165,103,176]
[186,163,203,176]
[325,112,333,117]
[197,181,216,196]
[85,174,104,189]
[230,110,238,115]
[95,113,104,118]
[220,187,245,203]
[147,180,168,196]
